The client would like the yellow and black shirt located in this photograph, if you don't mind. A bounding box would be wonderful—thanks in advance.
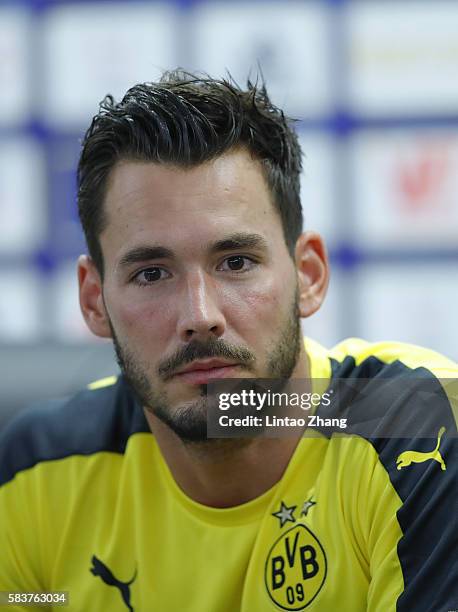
[0,338,456,611]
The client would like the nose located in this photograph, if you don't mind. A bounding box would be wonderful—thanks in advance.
[176,270,226,342]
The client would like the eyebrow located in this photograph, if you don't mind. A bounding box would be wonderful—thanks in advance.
[118,246,175,269]
[117,233,268,269]
[209,233,269,254]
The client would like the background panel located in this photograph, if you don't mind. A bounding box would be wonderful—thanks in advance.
[41,2,178,128]
[356,263,458,361]
[190,1,333,118]
[0,268,43,342]
[47,136,86,259]
[349,129,458,249]
[0,7,31,127]
[345,0,458,116]
[0,137,47,256]
[299,131,339,248]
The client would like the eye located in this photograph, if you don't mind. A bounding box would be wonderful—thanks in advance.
[218,256,256,272]
[134,267,170,285]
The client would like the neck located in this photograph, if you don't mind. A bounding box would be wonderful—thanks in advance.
[144,346,310,508]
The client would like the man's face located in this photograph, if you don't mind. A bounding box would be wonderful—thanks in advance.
[94,149,307,442]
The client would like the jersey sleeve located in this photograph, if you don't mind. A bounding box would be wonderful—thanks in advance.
[363,433,457,611]
[0,415,51,611]
[361,373,458,611]
[0,480,51,611]
[323,346,458,610]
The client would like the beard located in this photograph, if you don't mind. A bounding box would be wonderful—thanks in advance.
[109,287,302,445]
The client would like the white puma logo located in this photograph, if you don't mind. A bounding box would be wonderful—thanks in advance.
[396,427,446,471]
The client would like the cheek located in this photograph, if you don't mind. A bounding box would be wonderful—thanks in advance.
[107,291,173,344]
[223,275,292,331]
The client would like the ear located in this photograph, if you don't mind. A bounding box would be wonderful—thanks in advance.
[77,255,112,338]
[294,232,329,318]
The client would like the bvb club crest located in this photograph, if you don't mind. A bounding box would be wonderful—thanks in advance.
[265,503,327,611]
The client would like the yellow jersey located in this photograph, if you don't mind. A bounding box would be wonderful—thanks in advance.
[0,338,456,611]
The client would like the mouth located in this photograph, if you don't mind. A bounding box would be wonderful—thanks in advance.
[172,359,240,385]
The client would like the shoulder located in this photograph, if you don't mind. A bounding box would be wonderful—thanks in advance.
[310,337,457,437]
[327,337,457,378]
[313,336,456,502]
[317,337,456,512]
[317,337,457,440]
[0,376,149,487]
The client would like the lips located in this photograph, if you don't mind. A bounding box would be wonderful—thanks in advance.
[173,360,239,385]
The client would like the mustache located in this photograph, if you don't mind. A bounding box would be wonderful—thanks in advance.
[158,338,255,380]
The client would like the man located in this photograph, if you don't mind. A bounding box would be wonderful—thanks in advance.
[0,71,456,612]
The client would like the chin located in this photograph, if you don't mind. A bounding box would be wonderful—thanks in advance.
[152,397,209,443]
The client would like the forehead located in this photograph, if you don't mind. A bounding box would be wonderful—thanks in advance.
[100,149,284,261]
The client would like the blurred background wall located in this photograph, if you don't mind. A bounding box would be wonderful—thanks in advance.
[1,0,458,427]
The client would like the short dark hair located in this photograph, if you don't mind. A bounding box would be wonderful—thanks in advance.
[77,69,303,275]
